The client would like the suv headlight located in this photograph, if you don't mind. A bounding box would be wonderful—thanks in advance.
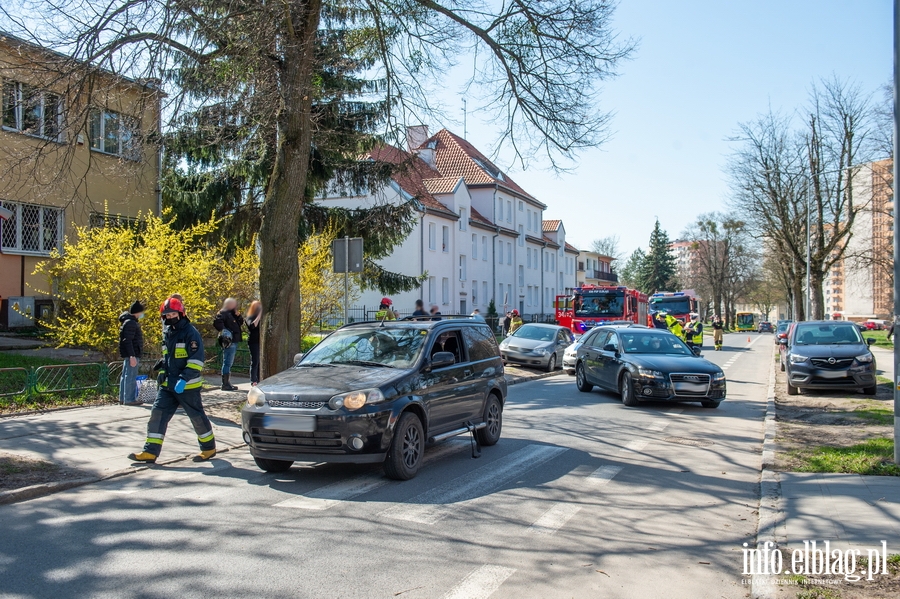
[329,388,385,411]
[637,368,664,378]
[855,353,874,364]
[789,353,808,364]
[247,386,266,407]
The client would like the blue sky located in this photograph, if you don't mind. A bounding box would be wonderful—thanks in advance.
[456,0,892,257]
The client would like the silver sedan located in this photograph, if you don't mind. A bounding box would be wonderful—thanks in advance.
[499,323,575,372]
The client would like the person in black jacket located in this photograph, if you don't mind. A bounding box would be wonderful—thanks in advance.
[245,300,262,386]
[213,298,244,391]
[118,301,145,406]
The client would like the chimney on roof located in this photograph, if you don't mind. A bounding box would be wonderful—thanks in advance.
[406,125,429,152]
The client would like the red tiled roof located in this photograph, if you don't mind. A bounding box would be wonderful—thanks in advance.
[542,219,561,232]
[543,235,560,248]
[422,176,463,195]
[423,129,541,204]
[564,242,580,253]
[469,207,494,227]
[366,145,455,217]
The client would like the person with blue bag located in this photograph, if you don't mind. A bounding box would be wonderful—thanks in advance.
[128,296,216,463]
[118,300,145,406]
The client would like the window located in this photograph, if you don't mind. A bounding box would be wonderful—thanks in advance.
[0,201,63,256]
[442,225,449,253]
[89,108,139,159]
[497,199,503,221]
[482,236,488,261]
[459,208,467,231]
[498,241,503,264]
[462,326,498,362]
[442,278,449,305]
[519,201,524,212]
[471,233,478,259]
[507,242,512,264]
[2,81,62,140]
[459,255,467,281]
[527,248,532,269]
[518,265,524,287]
[428,223,436,250]
[506,201,512,222]
[518,225,524,247]
[472,280,478,305]
[428,276,436,303]
[89,212,139,229]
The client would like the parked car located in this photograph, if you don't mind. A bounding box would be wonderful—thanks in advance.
[776,321,795,371]
[574,326,726,408]
[863,320,884,331]
[499,323,575,372]
[758,321,774,333]
[564,322,645,374]
[780,321,878,396]
[242,318,507,480]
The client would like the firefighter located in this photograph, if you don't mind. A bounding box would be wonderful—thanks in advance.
[508,310,524,335]
[375,297,397,321]
[685,313,704,353]
[655,311,685,341]
[128,297,216,463]
[711,315,724,350]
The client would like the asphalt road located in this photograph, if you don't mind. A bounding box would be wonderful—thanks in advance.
[0,333,773,599]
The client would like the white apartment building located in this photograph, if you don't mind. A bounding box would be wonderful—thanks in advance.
[320,127,577,318]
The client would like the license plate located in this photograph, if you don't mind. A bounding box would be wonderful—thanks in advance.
[816,370,848,379]
[263,414,317,432]
[674,382,707,393]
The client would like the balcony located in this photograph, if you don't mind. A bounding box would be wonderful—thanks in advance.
[587,270,618,283]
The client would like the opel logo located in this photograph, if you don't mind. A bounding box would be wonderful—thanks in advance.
[827,357,836,365]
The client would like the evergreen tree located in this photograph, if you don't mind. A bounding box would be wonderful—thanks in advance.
[638,220,678,293]
[618,248,646,291]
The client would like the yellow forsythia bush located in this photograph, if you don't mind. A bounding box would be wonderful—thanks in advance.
[33,213,259,358]
[298,222,359,339]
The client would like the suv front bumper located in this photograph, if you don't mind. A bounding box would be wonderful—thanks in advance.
[788,363,876,390]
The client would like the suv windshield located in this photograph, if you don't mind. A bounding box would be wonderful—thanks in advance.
[793,323,864,345]
[301,326,428,368]
[511,325,558,342]
[620,332,692,355]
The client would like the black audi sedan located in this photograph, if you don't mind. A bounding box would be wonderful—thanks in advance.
[574,326,726,408]
[780,321,878,395]
[242,318,506,480]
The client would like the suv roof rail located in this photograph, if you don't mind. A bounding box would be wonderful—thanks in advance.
[399,315,482,322]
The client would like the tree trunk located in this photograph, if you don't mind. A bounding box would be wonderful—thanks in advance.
[809,270,825,320]
[259,0,323,378]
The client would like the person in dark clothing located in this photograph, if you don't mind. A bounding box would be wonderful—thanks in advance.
[501,311,512,336]
[412,299,428,318]
[213,298,244,391]
[245,300,262,386]
[129,296,215,463]
[429,304,442,321]
[888,323,895,343]
[118,301,145,406]
[711,315,724,350]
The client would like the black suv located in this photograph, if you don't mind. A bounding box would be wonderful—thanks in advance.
[781,321,878,395]
[241,318,507,480]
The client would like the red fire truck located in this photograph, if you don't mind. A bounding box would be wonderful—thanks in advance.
[555,285,649,334]
[648,291,700,328]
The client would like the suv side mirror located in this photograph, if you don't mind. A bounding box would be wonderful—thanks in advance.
[867,338,876,346]
[430,351,456,369]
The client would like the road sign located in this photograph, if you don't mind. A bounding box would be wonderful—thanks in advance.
[333,237,364,273]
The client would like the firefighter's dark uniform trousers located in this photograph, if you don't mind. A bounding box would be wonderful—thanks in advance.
[143,317,215,457]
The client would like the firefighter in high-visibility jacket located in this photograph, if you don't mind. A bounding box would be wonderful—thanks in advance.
[656,311,685,341]
[128,297,216,463]
[684,313,704,353]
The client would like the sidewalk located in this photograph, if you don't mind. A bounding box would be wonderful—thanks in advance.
[871,345,895,382]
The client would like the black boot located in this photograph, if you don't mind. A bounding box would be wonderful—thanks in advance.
[222,374,238,391]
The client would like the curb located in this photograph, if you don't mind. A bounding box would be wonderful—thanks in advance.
[505,370,561,386]
[0,442,248,507]
[751,349,784,599]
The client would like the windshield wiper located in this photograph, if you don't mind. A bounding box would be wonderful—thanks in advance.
[332,360,395,368]
[294,363,336,368]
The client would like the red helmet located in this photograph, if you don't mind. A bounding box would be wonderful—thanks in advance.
[380,297,393,307]
[160,297,185,316]
[512,309,520,316]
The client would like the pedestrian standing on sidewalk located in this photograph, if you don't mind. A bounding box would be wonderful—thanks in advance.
[412,299,428,318]
[429,304,442,321]
[501,311,511,336]
[245,300,262,386]
[470,309,484,321]
[214,298,244,391]
[118,301,145,406]
[508,310,524,335]
[128,296,216,463]
[712,315,724,351]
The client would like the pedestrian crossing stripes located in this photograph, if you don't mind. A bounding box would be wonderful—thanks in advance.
[621,439,648,453]
[381,444,567,525]
[529,502,582,535]
[441,565,516,599]
[587,464,622,485]
[647,420,669,432]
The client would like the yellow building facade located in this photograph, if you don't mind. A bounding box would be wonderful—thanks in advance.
[0,32,160,325]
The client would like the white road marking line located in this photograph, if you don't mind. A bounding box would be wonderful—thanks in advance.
[276,440,469,511]
[621,439,648,452]
[381,444,567,524]
[587,465,622,485]
[529,503,582,535]
[648,420,669,432]
[441,565,516,599]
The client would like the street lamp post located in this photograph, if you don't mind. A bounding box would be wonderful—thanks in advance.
[892,0,899,464]
[806,177,811,321]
